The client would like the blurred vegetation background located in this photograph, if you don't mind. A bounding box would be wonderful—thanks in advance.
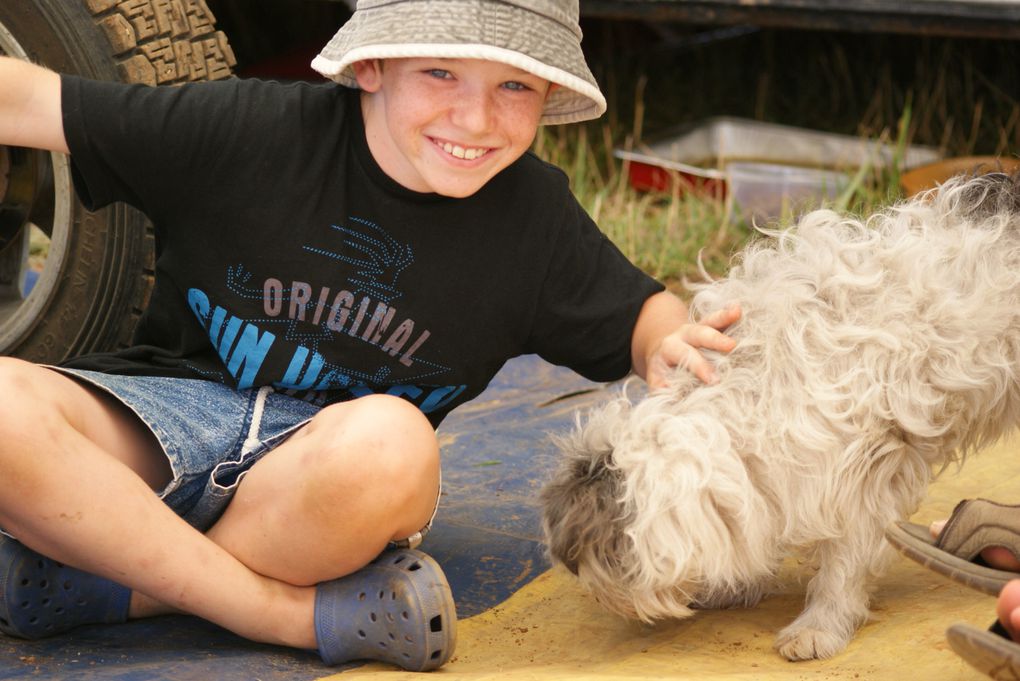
[538,22,1020,288]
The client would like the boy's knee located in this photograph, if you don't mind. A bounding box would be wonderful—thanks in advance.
[0,357,42,395]
[312,394,437,462]
[300,394,440,512]
[0,358,58,428]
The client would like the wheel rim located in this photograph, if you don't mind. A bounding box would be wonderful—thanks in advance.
[0,20,73,352]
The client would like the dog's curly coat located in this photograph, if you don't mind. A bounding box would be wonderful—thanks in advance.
[541,171,1020,661]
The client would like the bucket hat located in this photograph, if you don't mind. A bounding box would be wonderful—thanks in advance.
[310,0,607,125]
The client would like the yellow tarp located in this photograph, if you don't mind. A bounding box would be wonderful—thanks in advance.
[322,437,1020,681]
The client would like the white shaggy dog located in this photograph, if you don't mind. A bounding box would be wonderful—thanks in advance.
[541,171,1020,661]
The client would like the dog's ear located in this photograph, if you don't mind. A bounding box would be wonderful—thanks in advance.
[541,444,626,575]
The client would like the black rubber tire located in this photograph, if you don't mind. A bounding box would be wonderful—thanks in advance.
[0,0,235,363]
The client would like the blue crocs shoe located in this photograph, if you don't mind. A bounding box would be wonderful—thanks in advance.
[315,548,457,671]
[0,535,131,639]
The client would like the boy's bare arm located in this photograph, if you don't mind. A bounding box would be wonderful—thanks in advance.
[0,56,68,154]
[630,290,740,389]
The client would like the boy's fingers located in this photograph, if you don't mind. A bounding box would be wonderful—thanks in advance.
[680,323,736,352]
[699,303,741,330]
[684,353,718,385]
[656,340,718,385]
[649,312,740,388]
[646,369,668,390]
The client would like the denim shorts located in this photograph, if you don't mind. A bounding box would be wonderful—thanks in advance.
[49,368,438,548]
[51,367,321,531]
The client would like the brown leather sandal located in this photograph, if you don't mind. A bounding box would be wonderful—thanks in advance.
[884,499,1020,596]
[947,621,1020,680]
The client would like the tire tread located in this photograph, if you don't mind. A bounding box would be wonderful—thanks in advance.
[81,0,229,351]
[86,0,235,84]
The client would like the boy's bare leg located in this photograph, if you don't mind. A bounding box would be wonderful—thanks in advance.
[203,390,440,585]
[0,357,440,649]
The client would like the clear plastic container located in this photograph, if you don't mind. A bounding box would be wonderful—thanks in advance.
[725,161,849,223]
[614,117,942,221]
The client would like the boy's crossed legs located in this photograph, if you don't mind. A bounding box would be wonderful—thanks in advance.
[0,357,454,669]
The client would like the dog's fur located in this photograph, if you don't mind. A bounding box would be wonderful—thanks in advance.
[541,171,1020,660]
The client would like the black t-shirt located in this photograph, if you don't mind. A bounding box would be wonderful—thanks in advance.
[60,76,663,426]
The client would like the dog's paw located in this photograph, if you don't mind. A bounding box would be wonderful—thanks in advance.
[773,626,847,660]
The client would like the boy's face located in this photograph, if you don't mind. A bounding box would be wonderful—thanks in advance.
[353,57,553,198]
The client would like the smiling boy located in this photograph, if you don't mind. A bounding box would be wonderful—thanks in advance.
[353,58,551,197]
[0,0,737,671]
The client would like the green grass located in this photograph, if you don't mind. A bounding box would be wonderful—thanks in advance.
[532,116,745,287]
[533,27,1020,289]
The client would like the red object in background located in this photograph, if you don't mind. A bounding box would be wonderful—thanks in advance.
[624,160,727,199]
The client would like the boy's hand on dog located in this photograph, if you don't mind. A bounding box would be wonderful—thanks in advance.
[646,304,741,389]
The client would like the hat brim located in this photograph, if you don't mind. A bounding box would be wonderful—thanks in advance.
[312,0,607,125]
